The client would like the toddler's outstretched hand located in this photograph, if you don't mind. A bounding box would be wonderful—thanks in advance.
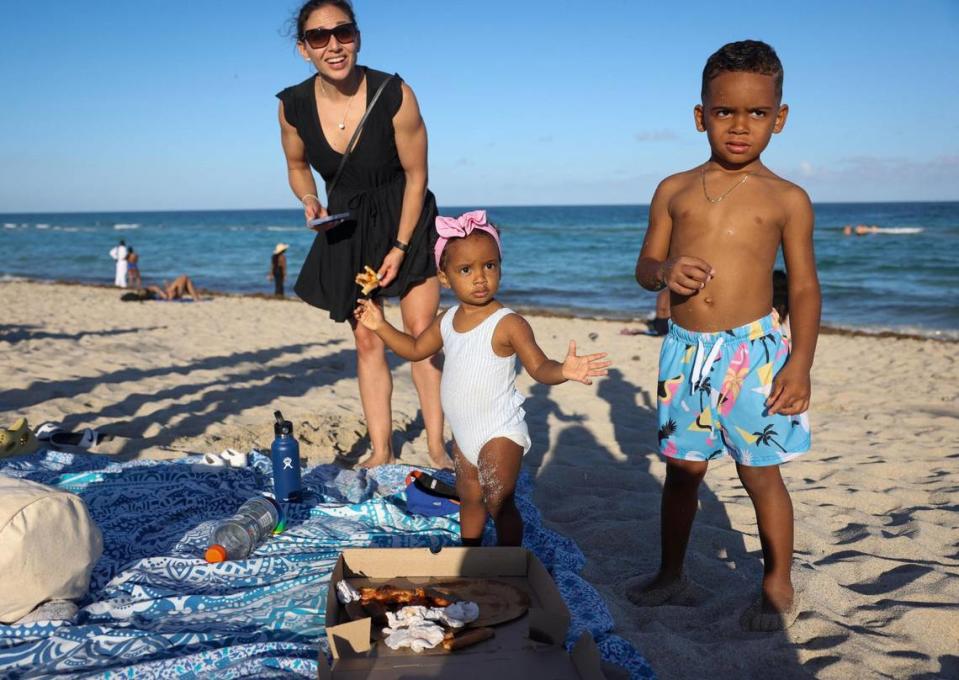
[561,340,611,385]
[353,298,384,331]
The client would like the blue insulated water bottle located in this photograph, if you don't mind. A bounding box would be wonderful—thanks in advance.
[271,410,302,502]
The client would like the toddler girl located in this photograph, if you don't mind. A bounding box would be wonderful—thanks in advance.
[354,210,609,545]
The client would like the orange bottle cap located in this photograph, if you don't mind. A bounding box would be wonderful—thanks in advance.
[205,544,227,563]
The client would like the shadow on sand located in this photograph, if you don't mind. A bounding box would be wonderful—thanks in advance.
[524,367,810,679]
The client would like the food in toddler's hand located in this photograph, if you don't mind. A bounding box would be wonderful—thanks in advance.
[354,266,381,296]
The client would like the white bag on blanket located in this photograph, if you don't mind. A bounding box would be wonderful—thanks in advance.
[0,476,103,623]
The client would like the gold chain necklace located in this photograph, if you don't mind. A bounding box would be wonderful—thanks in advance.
[701,167,750,204]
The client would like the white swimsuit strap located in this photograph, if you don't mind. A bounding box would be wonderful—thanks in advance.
[443,306,514,341]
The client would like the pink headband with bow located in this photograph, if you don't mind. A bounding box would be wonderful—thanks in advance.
[434,210,502,268]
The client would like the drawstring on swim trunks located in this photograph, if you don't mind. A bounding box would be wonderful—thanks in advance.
[689,336,724,394]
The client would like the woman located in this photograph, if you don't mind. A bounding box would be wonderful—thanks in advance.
[277,0,446,468]
[269,243,288,297]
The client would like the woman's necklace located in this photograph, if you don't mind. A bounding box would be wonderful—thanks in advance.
[319,71,361,131]
[701,167,750,204]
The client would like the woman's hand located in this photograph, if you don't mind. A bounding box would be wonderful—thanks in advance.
[377,247,406,288]
[560,340,611,385]
[353,298,384,331]
[303,196,327,226]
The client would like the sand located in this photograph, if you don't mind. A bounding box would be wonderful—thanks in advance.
[2,280,957,679]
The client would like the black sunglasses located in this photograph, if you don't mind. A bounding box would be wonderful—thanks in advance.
[301,23,357,49]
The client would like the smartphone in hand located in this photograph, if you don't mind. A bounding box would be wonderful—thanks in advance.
[308,212,351,231]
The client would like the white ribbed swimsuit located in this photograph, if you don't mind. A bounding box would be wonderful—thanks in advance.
[440,305,531,465]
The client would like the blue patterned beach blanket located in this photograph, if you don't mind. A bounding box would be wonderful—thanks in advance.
[0,452,654,679]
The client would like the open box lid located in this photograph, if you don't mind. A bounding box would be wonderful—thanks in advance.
[322,547,605,678]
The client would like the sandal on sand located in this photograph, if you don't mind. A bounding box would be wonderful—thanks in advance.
[625,574,692,607]
[48,428,109,450]
[202,449,249,468]
[739,592,802,632]
[34,422,63,441]
[36,422,103,449]
[0,418,40,458]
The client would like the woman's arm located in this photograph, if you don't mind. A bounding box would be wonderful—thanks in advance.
[379,82,429,286]
[278,101,326,223]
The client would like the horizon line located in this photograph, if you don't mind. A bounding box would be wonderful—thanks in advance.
[3,199,959,215]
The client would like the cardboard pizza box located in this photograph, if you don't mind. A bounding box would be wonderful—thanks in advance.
[320,546,605,679]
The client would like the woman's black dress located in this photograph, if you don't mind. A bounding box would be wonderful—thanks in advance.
[277,68,438,322]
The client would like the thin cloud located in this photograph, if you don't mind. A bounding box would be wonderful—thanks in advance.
[634,130,679,142]
[781,155,959,201]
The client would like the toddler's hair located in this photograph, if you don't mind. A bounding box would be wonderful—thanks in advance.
[701,40,783,101]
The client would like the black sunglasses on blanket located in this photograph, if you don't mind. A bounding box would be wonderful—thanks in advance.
[301,23,357,49]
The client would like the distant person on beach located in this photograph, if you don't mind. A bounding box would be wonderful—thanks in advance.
[126,247,141,290]
[355,211,610,545]
[650,288,671,336]
[123,275,201,302]
[633,40,821,631]
[844,224,878,236]
[269,243,288,298]
[109,240,128,288]
[772,269,790,338]
[277,0,445,468]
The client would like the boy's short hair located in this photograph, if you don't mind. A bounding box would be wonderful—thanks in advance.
[701,40,783,101]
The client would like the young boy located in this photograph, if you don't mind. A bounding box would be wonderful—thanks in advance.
[632,40,820,632]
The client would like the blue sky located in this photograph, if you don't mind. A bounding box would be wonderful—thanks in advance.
[1,0,957,212]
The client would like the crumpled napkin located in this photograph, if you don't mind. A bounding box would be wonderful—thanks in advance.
[336,581,361,604]
[443,601,480,627]
[381,602,481,652]
[382,622,446,652]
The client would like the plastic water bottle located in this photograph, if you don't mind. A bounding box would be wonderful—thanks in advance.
[205,496,280,563]
[270,410,302,502]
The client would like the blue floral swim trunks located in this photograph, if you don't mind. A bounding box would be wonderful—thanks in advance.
[657,312,810,467]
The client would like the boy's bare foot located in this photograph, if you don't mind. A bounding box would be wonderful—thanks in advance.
[740,585,800,632]
[625,572,691,607]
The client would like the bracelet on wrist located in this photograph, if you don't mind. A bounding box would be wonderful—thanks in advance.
[393,239,409,253]
[300,193,320,205]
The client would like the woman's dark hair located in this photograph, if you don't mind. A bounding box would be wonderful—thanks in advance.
[701,40,783,101]
[293,0,358,40]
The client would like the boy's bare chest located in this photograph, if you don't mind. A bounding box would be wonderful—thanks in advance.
[669,188,785,250]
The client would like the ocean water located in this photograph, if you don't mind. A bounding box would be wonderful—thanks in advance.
[2,203,957,338]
